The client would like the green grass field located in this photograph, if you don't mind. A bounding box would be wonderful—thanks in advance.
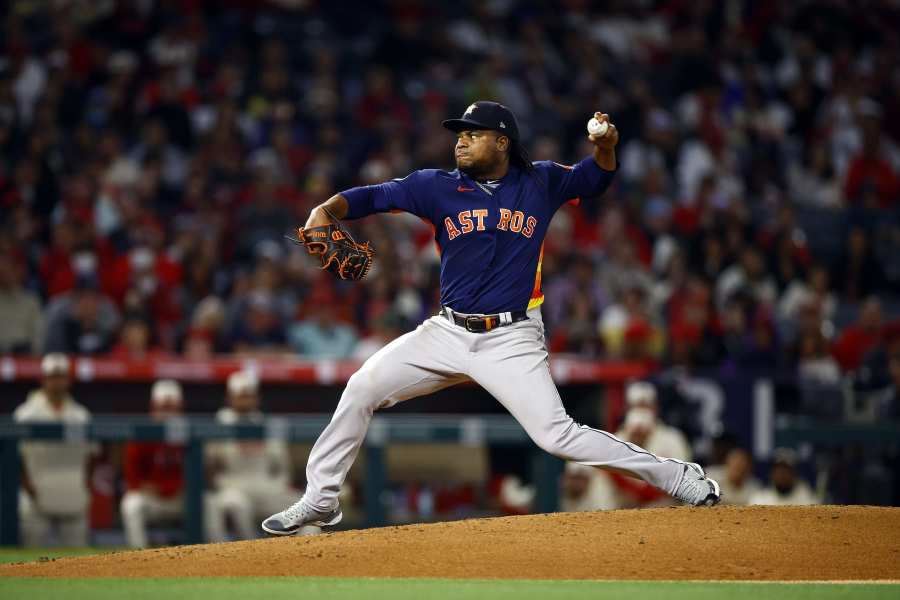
[0,547,116,564]
[1,577,897,600]
[1,549,897,599]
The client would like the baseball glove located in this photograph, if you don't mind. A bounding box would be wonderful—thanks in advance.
[286,217,374,281]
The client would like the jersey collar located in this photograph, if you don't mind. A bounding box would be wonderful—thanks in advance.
[455,165,520,187]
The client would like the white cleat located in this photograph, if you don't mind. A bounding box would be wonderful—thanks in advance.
[673,462,722,506]
[261,499,342,536]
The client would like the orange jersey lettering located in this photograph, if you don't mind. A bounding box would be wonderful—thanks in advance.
[444,216,461,240]
[510,210,524,233]
[458,210,474,234]
[522,215,537,238]
[497,208,512,231]
[472,209,488,231]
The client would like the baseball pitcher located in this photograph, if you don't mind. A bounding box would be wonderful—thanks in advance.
[263,102,720,535]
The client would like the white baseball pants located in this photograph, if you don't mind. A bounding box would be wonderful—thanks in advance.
[206,486,320,541]
[18,491,89,547]
[304,308,687,512]
[120,491,191,548]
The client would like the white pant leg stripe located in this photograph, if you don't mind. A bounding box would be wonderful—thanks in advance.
[576,423,686,467]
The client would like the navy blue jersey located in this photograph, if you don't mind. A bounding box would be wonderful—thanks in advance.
[342,157,616,314]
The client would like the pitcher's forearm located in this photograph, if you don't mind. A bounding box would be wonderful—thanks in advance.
[306,194,349,228]
[593,146,617,171]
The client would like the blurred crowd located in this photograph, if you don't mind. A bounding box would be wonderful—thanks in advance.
[1,0,900,393]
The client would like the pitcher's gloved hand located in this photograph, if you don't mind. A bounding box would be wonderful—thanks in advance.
[287,221,374,281]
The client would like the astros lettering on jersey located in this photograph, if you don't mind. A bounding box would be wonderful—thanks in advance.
[342,157,615,315]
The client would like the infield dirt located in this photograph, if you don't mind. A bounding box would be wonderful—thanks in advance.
[2,505,898,580]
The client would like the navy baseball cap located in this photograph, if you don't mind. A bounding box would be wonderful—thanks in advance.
[443,101,520,141]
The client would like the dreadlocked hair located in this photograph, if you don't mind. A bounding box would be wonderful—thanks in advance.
[509,140,535,174]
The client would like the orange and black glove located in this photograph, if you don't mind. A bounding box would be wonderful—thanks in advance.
[287,221,374,281]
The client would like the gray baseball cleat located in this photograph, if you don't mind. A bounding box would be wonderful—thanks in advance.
[673,462,721,506]
[261,499,342,536]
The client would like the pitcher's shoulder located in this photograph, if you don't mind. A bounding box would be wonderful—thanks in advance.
[393,168,459,186]
[427,168,462,181]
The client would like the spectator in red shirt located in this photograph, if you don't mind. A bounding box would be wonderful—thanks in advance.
[120,380,187,548]
[832,297,883,372]
[621,319,660,369]
[106,242,183,312]
[109,314,168,360]
[39,220,103,299]
[844,104,899,209]
[354,66,412,137]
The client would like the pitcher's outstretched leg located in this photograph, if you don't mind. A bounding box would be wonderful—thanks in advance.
[470,320,720,506]
[262,318,467,535]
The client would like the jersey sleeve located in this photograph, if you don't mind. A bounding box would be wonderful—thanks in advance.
[536,157,616,208]
[342,170,432,221]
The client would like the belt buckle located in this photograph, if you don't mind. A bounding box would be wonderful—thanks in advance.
[464,316,482,332]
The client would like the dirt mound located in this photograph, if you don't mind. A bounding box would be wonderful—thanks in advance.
[2,505,899,581]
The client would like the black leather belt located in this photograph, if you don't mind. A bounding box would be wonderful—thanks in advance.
[440,307,529,333]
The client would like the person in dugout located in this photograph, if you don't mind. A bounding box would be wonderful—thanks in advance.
[205,371,318,541]
[14,353,96,547]
[120,379,194,548]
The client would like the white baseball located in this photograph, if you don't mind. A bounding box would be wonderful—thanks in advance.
[587,117,609,137]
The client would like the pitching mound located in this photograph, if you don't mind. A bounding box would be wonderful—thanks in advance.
[2,505,898,581]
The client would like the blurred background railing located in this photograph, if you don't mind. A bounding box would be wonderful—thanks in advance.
[0,414,548,545]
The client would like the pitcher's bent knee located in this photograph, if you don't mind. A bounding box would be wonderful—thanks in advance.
[530,431,568,458]
[341,368,396,413]
[530,418,584,459]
